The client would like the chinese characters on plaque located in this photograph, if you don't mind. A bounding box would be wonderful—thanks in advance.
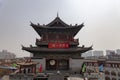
[48,42,69,48]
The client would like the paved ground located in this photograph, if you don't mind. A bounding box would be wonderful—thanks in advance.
[1,75,9,80]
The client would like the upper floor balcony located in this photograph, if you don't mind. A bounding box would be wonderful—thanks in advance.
[35,38,79,46]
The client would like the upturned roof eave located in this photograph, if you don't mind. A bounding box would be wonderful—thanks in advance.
[31,22,83,29]
[22,46,92,53]
[30,22,84,37]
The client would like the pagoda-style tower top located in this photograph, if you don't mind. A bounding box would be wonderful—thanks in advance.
[22,16,92,58]
[47,16,69,27]
[30,16,84,37]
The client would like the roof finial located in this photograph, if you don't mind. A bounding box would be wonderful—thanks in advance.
[57,12,59,17]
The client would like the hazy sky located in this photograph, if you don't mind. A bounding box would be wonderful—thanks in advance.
[0,0,120,57]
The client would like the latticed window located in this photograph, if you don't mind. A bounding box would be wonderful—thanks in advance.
[111,71,116,76]
[94,63,98,67]
[106,63,111,67]
[112,78,117,80]
[89,63,92,66]
[118,72,120,76]
[112,64,115,67]
[115,64,118,68]
[105,77,110,80]
[105,70,110,75]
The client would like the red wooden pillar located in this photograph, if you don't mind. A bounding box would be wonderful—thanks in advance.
[32,66,35,73]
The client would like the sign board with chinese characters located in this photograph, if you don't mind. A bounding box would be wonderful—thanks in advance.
[48,42,69,49]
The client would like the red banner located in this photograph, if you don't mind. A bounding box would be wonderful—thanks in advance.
[39,64,42,73]
[48,42,69,48]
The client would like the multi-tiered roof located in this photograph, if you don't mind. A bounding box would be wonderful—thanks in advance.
[31,16,83,37]
[22,16,92,57]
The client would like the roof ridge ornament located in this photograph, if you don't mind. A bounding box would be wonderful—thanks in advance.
[57,12,59,17]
